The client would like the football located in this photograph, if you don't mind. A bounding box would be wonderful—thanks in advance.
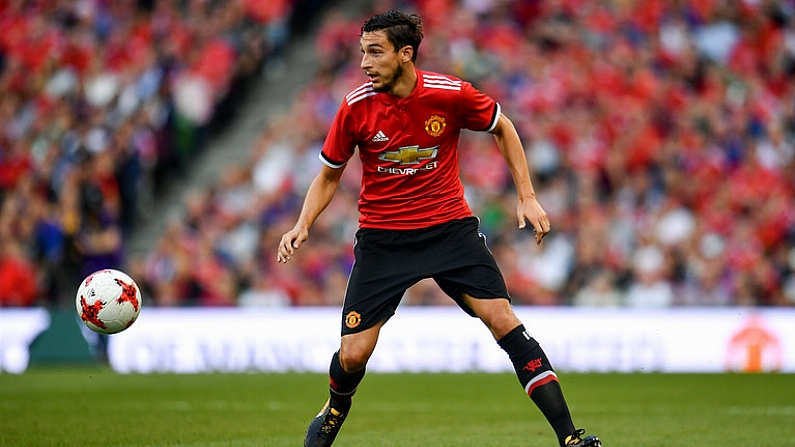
[75,269,142,334]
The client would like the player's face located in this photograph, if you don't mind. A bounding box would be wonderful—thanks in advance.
[360,31,407,93]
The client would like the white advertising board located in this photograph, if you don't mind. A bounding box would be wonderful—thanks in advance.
[107,307,794,374]
[0,308,50,373]
[1,307,792,374]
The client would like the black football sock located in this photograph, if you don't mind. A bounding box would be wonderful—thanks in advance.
[328,350,365,413]
[498,325,576,446]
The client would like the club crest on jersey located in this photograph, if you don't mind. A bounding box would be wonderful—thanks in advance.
[345,311,361,329]
[424,115,446,137]
[379,145,439,165]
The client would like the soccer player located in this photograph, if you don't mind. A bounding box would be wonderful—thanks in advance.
[277,10,601,447]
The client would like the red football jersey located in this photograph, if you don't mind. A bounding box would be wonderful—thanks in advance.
[320,69,502,230]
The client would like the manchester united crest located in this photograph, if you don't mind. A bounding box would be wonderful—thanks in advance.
[345,311,362,329]
[424,115,446,137]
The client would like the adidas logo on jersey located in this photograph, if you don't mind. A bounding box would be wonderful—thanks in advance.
[372,130,389,142]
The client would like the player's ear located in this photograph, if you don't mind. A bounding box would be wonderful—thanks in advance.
[400,45,413,62]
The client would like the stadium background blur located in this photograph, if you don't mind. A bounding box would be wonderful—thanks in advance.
[1,0,794,311]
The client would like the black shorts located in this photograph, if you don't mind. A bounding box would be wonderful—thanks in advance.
[340,216,511,335]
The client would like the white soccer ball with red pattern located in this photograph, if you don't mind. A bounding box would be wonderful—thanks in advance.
[75,269,142,334]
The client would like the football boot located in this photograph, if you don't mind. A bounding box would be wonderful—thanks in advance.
[564,428,601,447]
[304,399,348,447]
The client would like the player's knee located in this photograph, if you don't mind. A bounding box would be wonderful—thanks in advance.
[472,299,521,339]
[339,324,381,372]
[491,314,523,338]
[338,346,370,372]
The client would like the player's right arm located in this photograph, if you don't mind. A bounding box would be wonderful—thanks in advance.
[277,164,345,263]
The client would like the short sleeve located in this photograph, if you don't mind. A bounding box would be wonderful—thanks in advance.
[319,103,357,168]
[458,82,501,133]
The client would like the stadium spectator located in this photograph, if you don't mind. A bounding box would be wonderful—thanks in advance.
[0,239,40,307]
[0,0,293,307]
[5,0,794,309]
[127,0,795,308]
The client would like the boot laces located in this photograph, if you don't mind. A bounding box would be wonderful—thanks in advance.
[320,408,345,436]
[565,429,586,446]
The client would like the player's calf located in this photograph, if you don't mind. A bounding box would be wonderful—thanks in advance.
[497,325,579,446]
[304,350,364,446]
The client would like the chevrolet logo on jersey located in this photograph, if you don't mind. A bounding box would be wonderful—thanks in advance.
[379,145,439,165]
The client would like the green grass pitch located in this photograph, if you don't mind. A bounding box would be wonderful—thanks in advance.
[0,368,791,446]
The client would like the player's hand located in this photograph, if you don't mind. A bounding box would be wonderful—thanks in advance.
[517,197,550,245]
[277,227,309,263]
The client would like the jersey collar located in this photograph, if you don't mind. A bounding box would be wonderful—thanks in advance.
[377,67,422,106]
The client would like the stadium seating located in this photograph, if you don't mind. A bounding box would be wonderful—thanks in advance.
[0,0,294,307]
[2,0,794,308]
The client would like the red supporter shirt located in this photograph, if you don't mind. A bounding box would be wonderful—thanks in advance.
[320,69,501,230]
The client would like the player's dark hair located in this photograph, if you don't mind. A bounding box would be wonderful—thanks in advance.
[361,10,423,62]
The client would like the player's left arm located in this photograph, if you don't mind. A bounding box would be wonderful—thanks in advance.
[490,112,551,244]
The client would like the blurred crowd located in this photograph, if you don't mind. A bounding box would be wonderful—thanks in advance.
[3,0,795,309]
[0,0,295,306]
